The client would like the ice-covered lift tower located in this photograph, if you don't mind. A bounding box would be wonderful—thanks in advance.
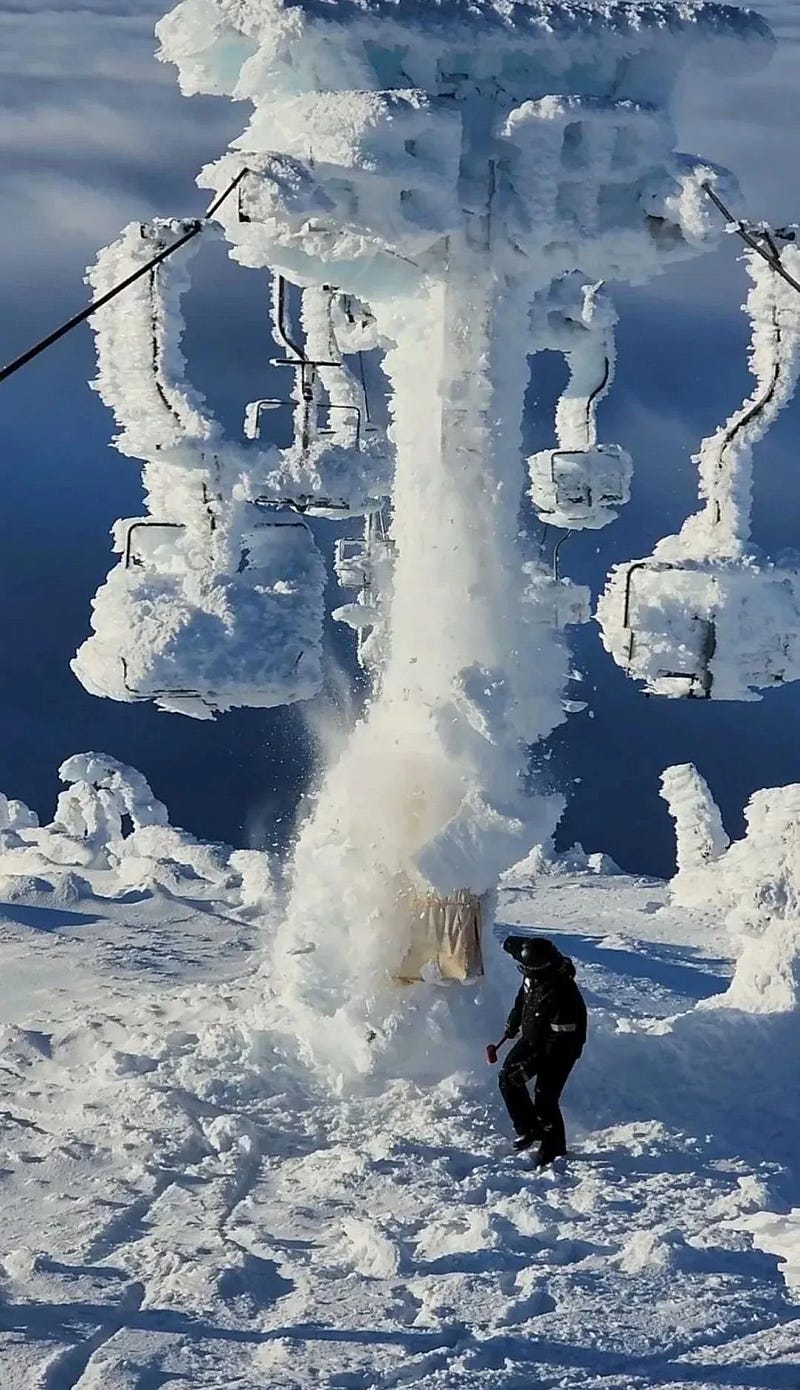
[84,0,771,1042]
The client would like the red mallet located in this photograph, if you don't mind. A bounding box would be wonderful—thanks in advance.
[485,1035,508,1065]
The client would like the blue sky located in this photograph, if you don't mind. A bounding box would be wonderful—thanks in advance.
[1,0,799,872]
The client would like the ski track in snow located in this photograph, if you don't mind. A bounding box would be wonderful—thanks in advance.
[0,870,799,1390]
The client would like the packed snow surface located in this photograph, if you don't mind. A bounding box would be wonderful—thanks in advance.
[1,757,800,1388]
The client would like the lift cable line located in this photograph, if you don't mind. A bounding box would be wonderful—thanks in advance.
[701,182,800,297]
[0,170,249,388]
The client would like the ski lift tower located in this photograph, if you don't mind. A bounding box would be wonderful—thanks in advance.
[105,1,771,997]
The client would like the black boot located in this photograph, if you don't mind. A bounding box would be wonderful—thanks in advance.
[513,1130,541,1152]
[534,1133,567,1168]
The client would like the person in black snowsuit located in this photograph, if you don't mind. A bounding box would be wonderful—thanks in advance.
[497,936,587,1165]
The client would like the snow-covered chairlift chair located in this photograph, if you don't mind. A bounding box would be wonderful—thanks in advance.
[332,512,396,670]
[530,444,632,529]
[72,219,327,717]
[598,244,800,700]
[529,277,632,530]
[76,506,326,718]
[334,537,371,590]
[245,278,392,518]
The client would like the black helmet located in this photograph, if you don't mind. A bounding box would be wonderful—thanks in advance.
[503,935,558,975]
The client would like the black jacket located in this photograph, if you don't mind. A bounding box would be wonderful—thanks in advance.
[505,953,587,1059]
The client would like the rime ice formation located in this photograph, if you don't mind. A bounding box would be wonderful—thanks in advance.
[73,0,773,1066]
[72,222,330,719]
[598,244,800,701]
[529,277,632,531]
[0,754,274,906]
[660,762,729,875]
[662,766,800,1013]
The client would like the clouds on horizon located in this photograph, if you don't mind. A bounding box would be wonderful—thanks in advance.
[0,4,242,329]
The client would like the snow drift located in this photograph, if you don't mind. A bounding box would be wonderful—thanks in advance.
[662,762,800,1012]
[0,754,277,914]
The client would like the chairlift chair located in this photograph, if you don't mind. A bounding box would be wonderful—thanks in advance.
[597,243,800,701]
[526,552,591,631]
[600,559,719,698]
[73,505,326,716]
[529,443,632,530]
[334,537,371,589]
[550,575,592,629]
[598,557,800,700]
[246,276,385,515]
[529,284,632,530]
[332,510,395,668]
[123,520,186,572]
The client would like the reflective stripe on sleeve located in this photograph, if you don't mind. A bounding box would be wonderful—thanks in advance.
[550,1022,577,1032]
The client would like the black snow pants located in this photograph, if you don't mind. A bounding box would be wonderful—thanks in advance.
[498,1040,579,1161]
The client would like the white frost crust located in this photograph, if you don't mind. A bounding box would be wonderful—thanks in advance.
[552,278,618,453]
[87,218,278,511]
[73,512,326,718]
[157,0,772,107]
[202,97,739,299]
[88,220,220,463]
[597,249,800,702]
[664,775,800,1013]
[660,762,729,874]
[0,754,275,911]
[157,0,749,300]
[675,248,800,563]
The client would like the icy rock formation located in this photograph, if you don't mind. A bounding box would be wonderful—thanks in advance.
[660,762,729,875]
[598,245,800,701]
[501,839,622,886]
[59,754,170,831]
[0,756,173,875]
[663,770,800,1012]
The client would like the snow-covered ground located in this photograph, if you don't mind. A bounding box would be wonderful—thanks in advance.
[2,806,799,1390]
